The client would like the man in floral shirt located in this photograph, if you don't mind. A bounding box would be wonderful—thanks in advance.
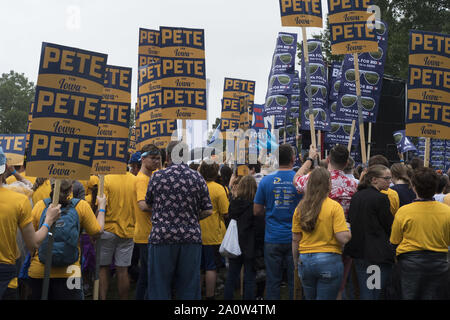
[293,144,358,299]
[293,144,357,217]
[145,141,212,300]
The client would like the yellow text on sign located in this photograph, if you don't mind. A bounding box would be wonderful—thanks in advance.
[224,79,255,93]
[161,29,203,47]
[99,104,129,124]
[280,0,321,14]
[0,136,25,151]
[408,102,450,123]
[42,46,105,79]
[409,68,450,89]
[31,134,93,161]
[163,89,204,106]
[36,90,98,120]
[411,32,450,54]
[94,140,127,158]
[331,24,375,41]
[105,67,131,88]
[329,0,371,11]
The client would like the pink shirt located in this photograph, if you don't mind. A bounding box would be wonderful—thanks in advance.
[294,169,358,217]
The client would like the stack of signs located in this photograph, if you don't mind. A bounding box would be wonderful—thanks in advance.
[288,70,301,120]
[91,66,131,175]
[335,21,388,123]
[220,78,255,131]
[300,39,330,132]
[138,28,160,67]
[413,138,450,172]
[27,43,108,180]
[406,30,449,140]
[393,130,417,153]
[249,104,266,157]
[265,32,297,123]
[0,134,26,165]
[325,62,360,146]
[159,26,207,120]
[128,126,137,154]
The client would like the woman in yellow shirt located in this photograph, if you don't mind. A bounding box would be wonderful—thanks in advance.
[292,167,351,300]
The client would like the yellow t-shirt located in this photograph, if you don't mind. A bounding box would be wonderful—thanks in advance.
[444,194,450,206]
[292,197,349,254]
[80,175,99,198]
[28,199,101,279]
[32,179,51,207]
[133,171,152,244]
[381,188,400,216]
[390,201,450,256]
[200,181,229,245]
[0,187,33,265]
[104,173,136,239]
[6,172,37,185]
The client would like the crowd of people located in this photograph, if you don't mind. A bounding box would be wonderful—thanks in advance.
[0,141,449,300]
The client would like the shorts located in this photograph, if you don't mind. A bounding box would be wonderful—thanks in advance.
[99,231,134,267]
[201,245,224,271]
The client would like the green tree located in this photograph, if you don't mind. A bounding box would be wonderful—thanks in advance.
[0,71,35,134]
[306,0,450,79]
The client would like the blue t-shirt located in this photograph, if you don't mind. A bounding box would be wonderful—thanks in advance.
[254,170,302,243]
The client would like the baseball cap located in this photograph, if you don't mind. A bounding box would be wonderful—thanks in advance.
[129,152,142,164]
[0,147,6,175]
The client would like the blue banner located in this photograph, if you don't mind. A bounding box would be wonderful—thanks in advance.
[335,20,388,123]
[300,39,330,131]
[393,130,417,153]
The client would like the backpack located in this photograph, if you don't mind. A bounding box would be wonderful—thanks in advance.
[38,198,81,267]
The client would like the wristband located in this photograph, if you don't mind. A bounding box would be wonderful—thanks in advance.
[400,159,404,163]
[11,169,17,175]
[98,209,106,213]
[42,223,50,230]
[306,157,314,163]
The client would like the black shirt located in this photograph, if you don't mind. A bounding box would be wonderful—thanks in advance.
[344,186,395,264]
[391,183,416,207]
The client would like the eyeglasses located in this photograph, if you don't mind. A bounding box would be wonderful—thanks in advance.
[330,102,337,114]
[280,34,295,45]
[329,123,353,135]
[369,47,383,60]
[304,108,327,122]
[273,53,292,66]
[378,176,392,181]
[304,85,327,98]
[340,94,375,111]
[308,64,326,77]
[269,74,291,86]
[266,95,288,107]
[345,69,380,85]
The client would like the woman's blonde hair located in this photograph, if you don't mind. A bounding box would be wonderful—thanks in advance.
[234,175,257,202]
[297,167,330,232]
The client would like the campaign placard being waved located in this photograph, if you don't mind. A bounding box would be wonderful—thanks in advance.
[91,65,131,175]
[393,130,417,154]
[159,26,207,120]
[327,0,378,55]
[279,0,323,27]
[335,20,388,122]
[406,30,449,139]
[26,43,108,180]
[221,78,256,131]
[138,28,160,67]
[300,39,330,132]
[138,62,162,123]
[0,134,26,166]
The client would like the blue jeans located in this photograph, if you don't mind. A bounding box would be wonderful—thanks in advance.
[353,259,393,300]
[264,243,294,300]
[147,243,202,300]
[224,256,256,300]
[135,243,148,300]
[298,252,343,300]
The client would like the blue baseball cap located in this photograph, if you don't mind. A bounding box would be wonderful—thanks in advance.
[129,152,142,164]
[0,147,6,174]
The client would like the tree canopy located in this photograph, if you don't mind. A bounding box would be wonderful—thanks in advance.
[0,70,35,134]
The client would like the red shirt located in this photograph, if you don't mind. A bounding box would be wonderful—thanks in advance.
[294,169,358,217]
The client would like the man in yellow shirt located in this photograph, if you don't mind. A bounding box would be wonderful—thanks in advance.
[390,167,450,300]
[133,144,161,300]
[0,148,60,300]
[99,172,136,300]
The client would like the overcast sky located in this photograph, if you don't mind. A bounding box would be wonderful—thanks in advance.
[0,0,328,131]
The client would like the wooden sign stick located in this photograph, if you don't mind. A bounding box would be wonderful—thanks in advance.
[347,119,356,152]
[302,27,316,151]
[353,53,367,165]
[41,179,61,300]
[367,122,373,161]
[93,175,105,300]
[424,138,430,167]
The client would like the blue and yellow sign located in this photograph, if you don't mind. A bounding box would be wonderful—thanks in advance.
[138,118,177,150]
[91,65,131,175]
[25,102,33,152]
[138,62,163,123]
[221,78,256,126]
[279,0,323,27]
[0,134,26,165]
[406,30,450,139]
[327,0,378,54]
[139,28,160,67]
[27,42,108,180]
[159,26,207,120]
